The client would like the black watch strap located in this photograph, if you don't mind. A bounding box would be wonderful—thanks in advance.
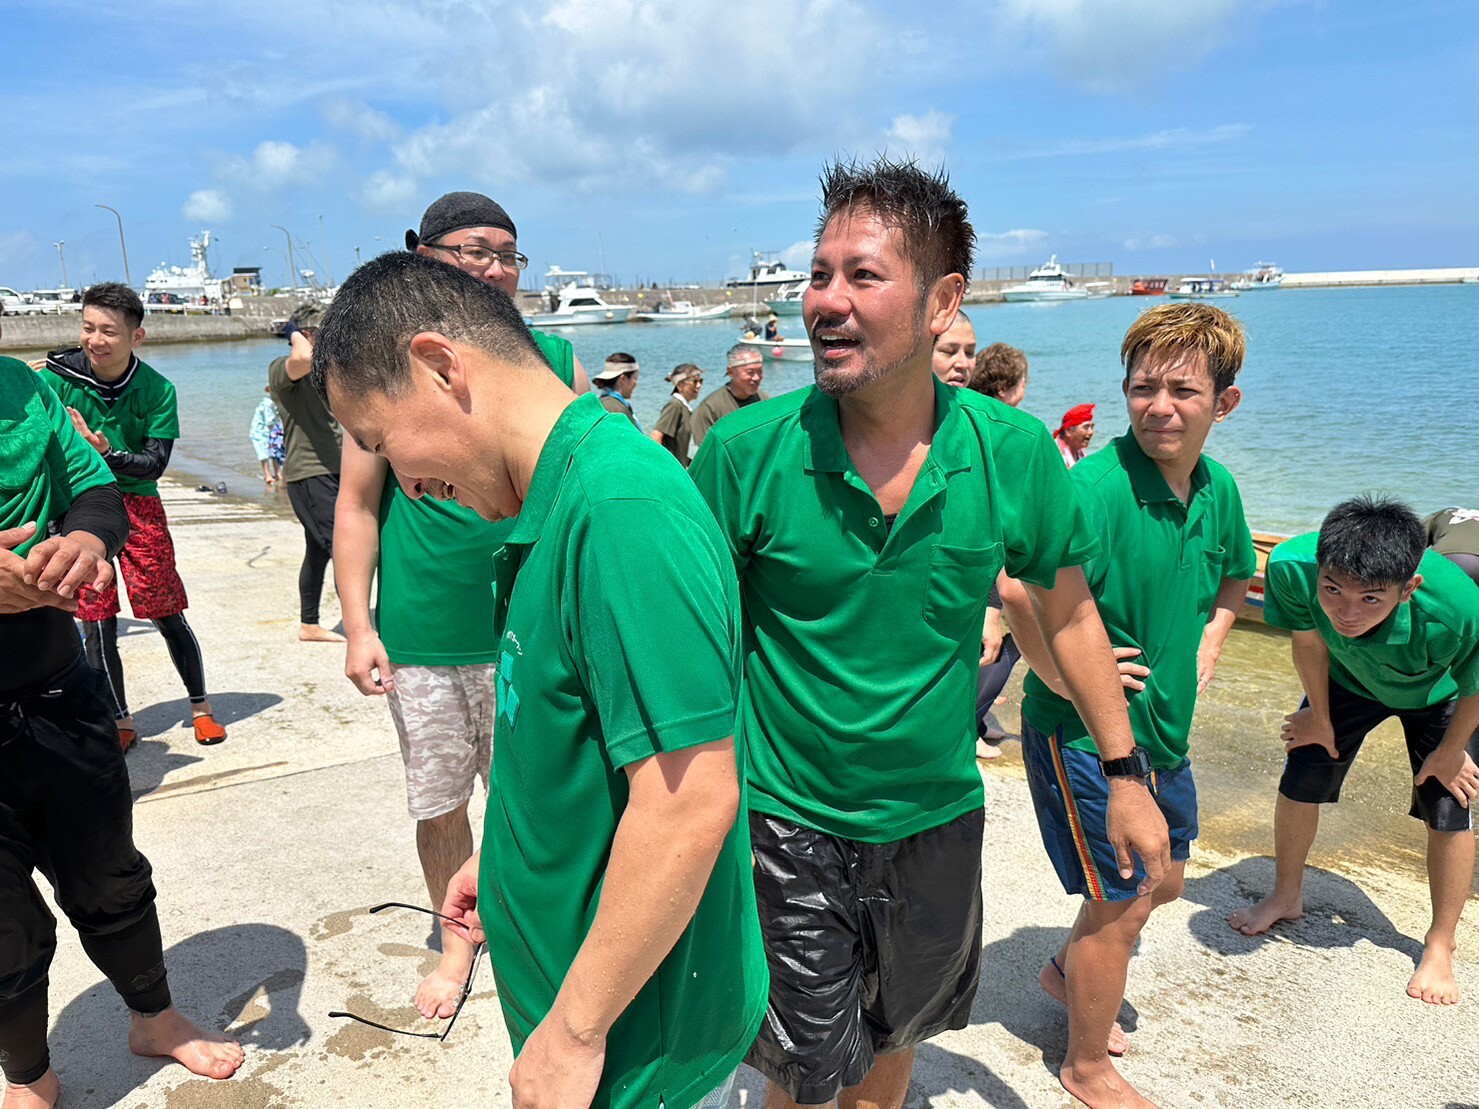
[1099,746,1152,779]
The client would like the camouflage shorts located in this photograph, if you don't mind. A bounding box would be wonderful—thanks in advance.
[385,663,495,820]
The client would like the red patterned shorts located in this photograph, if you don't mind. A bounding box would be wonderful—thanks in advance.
[76,493,189,621]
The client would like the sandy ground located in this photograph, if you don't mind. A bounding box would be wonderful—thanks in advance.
[28,481,1479,1109]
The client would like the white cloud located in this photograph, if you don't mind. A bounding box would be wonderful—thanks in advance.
[360,170,419,214]
[992,0,1243,94]
[992,124,1252,163]
[224,140,336,190]
[781,240,814,270]
[976,229,1050,258]
[0,230,40,266]
[883,111,955,167]
[1122,233,1186,251]
[182,189,232,222]
[322,97,401,144]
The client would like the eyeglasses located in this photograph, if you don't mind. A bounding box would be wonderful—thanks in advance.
[429,242,530,271]
[328,902,486,1041]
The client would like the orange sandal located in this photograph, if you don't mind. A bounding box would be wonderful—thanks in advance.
[191,714,227,745]
[118,725,137,754]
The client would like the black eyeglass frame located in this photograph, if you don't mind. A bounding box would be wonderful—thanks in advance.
[427,242,530,271]
[327,902,486,1041]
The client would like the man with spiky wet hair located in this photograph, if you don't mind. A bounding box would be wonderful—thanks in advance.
[1230,496,1479,1008]
[690,156,1169,1109]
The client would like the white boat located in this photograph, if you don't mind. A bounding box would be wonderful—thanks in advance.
[764,280,807,316]
[738,336,813,363]
[629,298,731,323]
[145,231,227,305]
[1001,256,1089,302]
[726,251,808,290]
[1230,262,1284,291]
[1167,278,1240,300]
[526,269,632,327]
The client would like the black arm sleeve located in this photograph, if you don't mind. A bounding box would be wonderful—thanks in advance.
[987,581,1002,610]
[60,483,129,561]
[102,437,173,481]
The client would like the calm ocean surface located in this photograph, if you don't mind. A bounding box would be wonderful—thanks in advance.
[139,284,1477,534]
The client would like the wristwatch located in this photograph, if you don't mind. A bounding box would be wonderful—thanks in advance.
[1099,746,1152,780]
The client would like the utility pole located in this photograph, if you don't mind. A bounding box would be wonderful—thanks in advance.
[54,241,68,289]
[319,214,334,287]
[271,225,298,294]
[95,205,132,288]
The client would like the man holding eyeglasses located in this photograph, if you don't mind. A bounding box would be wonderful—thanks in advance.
[333,192,587,1028]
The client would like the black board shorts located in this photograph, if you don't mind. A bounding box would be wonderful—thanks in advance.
[744,808,983,1106]
[1279,678,1479,832]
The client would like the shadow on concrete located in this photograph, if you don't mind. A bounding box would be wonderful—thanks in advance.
[910,1041,1031,1109]
[49,923,309,1106]
[970,925,1140,1076]
[125,740,205,800]
[133,691,284,738]
[1182,856,1425,965]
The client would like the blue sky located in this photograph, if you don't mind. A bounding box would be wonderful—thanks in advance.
[3,0,1476,291]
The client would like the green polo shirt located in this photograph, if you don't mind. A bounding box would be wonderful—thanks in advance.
[1021,434,1256,769]
[690,379,1099,843]
[374,330,575,666]
[479,393,767,1109]
[1264,532,1479,708]
[0,356,115,556]
[42,358,178,497]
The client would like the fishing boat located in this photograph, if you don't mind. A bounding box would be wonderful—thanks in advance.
[1001,256,1089,302]
[726,251,808,290]
[1130,278,1168,296]
[1167,277,1240,301]
[1230,262,1284,291]
[738,336,812,363]
[1237,532,1288,624]
[629,298,731,323]
[526,269,632,327]
[764,280,807,316]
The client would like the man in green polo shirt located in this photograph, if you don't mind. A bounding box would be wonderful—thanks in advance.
[689,156,1169,1109]
[334,190,581,1026]
[1006,302,1253,1107]
[312,251,766,1109]
[1228,497,1479,1007]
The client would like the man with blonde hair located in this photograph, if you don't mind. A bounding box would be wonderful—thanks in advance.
[1005,301,1252,1107]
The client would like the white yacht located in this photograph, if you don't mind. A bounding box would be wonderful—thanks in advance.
[1001,256,1089,302]
[145,231,225,304]
[763,280,807,316]
[1167,277,1240,301]
[1230,262,1284,291]
[726,251,808,290]
[526,269,632,327]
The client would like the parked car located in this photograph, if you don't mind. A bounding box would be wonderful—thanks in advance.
[0,286,47,315]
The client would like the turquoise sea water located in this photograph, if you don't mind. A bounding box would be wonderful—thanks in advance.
[136,284,1477,533]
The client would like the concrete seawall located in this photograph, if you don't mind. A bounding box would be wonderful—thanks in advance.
[0,312,277,352]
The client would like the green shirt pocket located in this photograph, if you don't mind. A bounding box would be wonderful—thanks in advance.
[924,542,1003,638]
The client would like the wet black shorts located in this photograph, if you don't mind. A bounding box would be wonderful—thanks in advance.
[1279,679,1479,832]
[744,808,983,1106]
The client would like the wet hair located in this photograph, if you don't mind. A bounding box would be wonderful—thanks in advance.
[310,251,544,404]
[83,282,144,331]
[1316,495,1426,588]
[816,155,975,293]
[969,343,1029,399]
[1120,301,1245,395]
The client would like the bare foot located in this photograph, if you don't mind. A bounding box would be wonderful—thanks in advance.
[1060,1057,1158,1108]
[975,739,1003,761]
[1227,893,1303,936]
[1407,937,1461,1005]
[128,1008,245,1080]
[2,1067,60,1109]
[415,948,473,1020]
[1040,960,1129,1056]
[299,624,346,643]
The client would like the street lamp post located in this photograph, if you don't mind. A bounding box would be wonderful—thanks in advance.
[95,205,132,288]
[271,225,298,296]
[53,241,68,289]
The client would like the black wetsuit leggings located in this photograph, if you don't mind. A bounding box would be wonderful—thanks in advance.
[0,657,172,1085]
[286,474,338,626]
[82,614,208,718]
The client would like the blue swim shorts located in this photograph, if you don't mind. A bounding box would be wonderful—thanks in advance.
[1022,718,1198,901]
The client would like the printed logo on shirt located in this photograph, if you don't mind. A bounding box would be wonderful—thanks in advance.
[497,650,520,727]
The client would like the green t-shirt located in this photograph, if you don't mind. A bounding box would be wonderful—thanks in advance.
[479,393,767,1109]
[268,354,341,483]
[690,380,1099,843]
[0,357,115,556]
[375,331,575,665]
[42,357,178,497]
[1021,434,1257,769]
[1264,532,1479,708]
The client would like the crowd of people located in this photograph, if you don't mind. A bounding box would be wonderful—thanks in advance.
[2,160,1477,1109]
